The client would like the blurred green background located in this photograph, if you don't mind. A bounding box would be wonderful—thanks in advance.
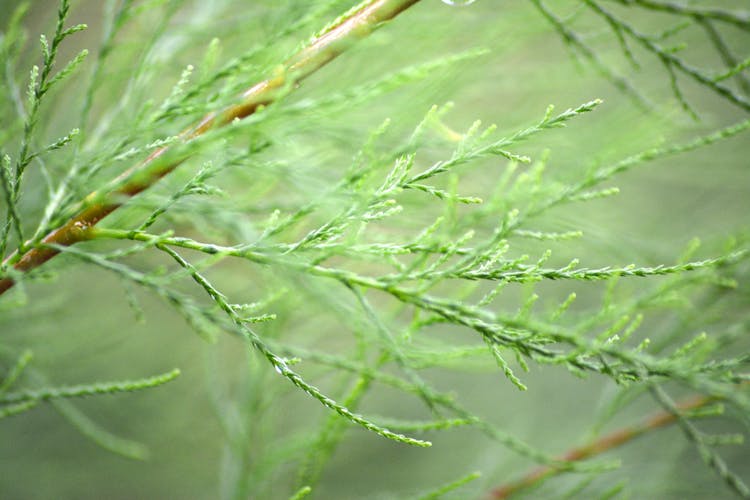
[1,1,748,499]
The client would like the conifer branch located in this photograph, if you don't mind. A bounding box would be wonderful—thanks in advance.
[529,0,650,109]
[2,1,749,495]
[0,368,181,405]
[584,0,750,113]
[607,0,750,31]
[0,0,423,296]
[488,392,721,499]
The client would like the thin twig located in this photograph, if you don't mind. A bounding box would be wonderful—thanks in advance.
[0,0,422,296]
[488,393,713,499]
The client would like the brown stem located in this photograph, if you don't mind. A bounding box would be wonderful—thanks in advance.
[489,394,712,499]
[0,0,423,296]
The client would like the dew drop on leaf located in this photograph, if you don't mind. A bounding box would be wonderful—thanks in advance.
[441,0,477,5]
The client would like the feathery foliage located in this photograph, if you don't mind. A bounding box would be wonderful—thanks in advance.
[1,0,749,498]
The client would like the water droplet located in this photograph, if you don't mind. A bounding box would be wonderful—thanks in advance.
[274,358,289,375]
[441,0,477,5]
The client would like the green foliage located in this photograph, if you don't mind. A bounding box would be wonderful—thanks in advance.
[1,0,749,498]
